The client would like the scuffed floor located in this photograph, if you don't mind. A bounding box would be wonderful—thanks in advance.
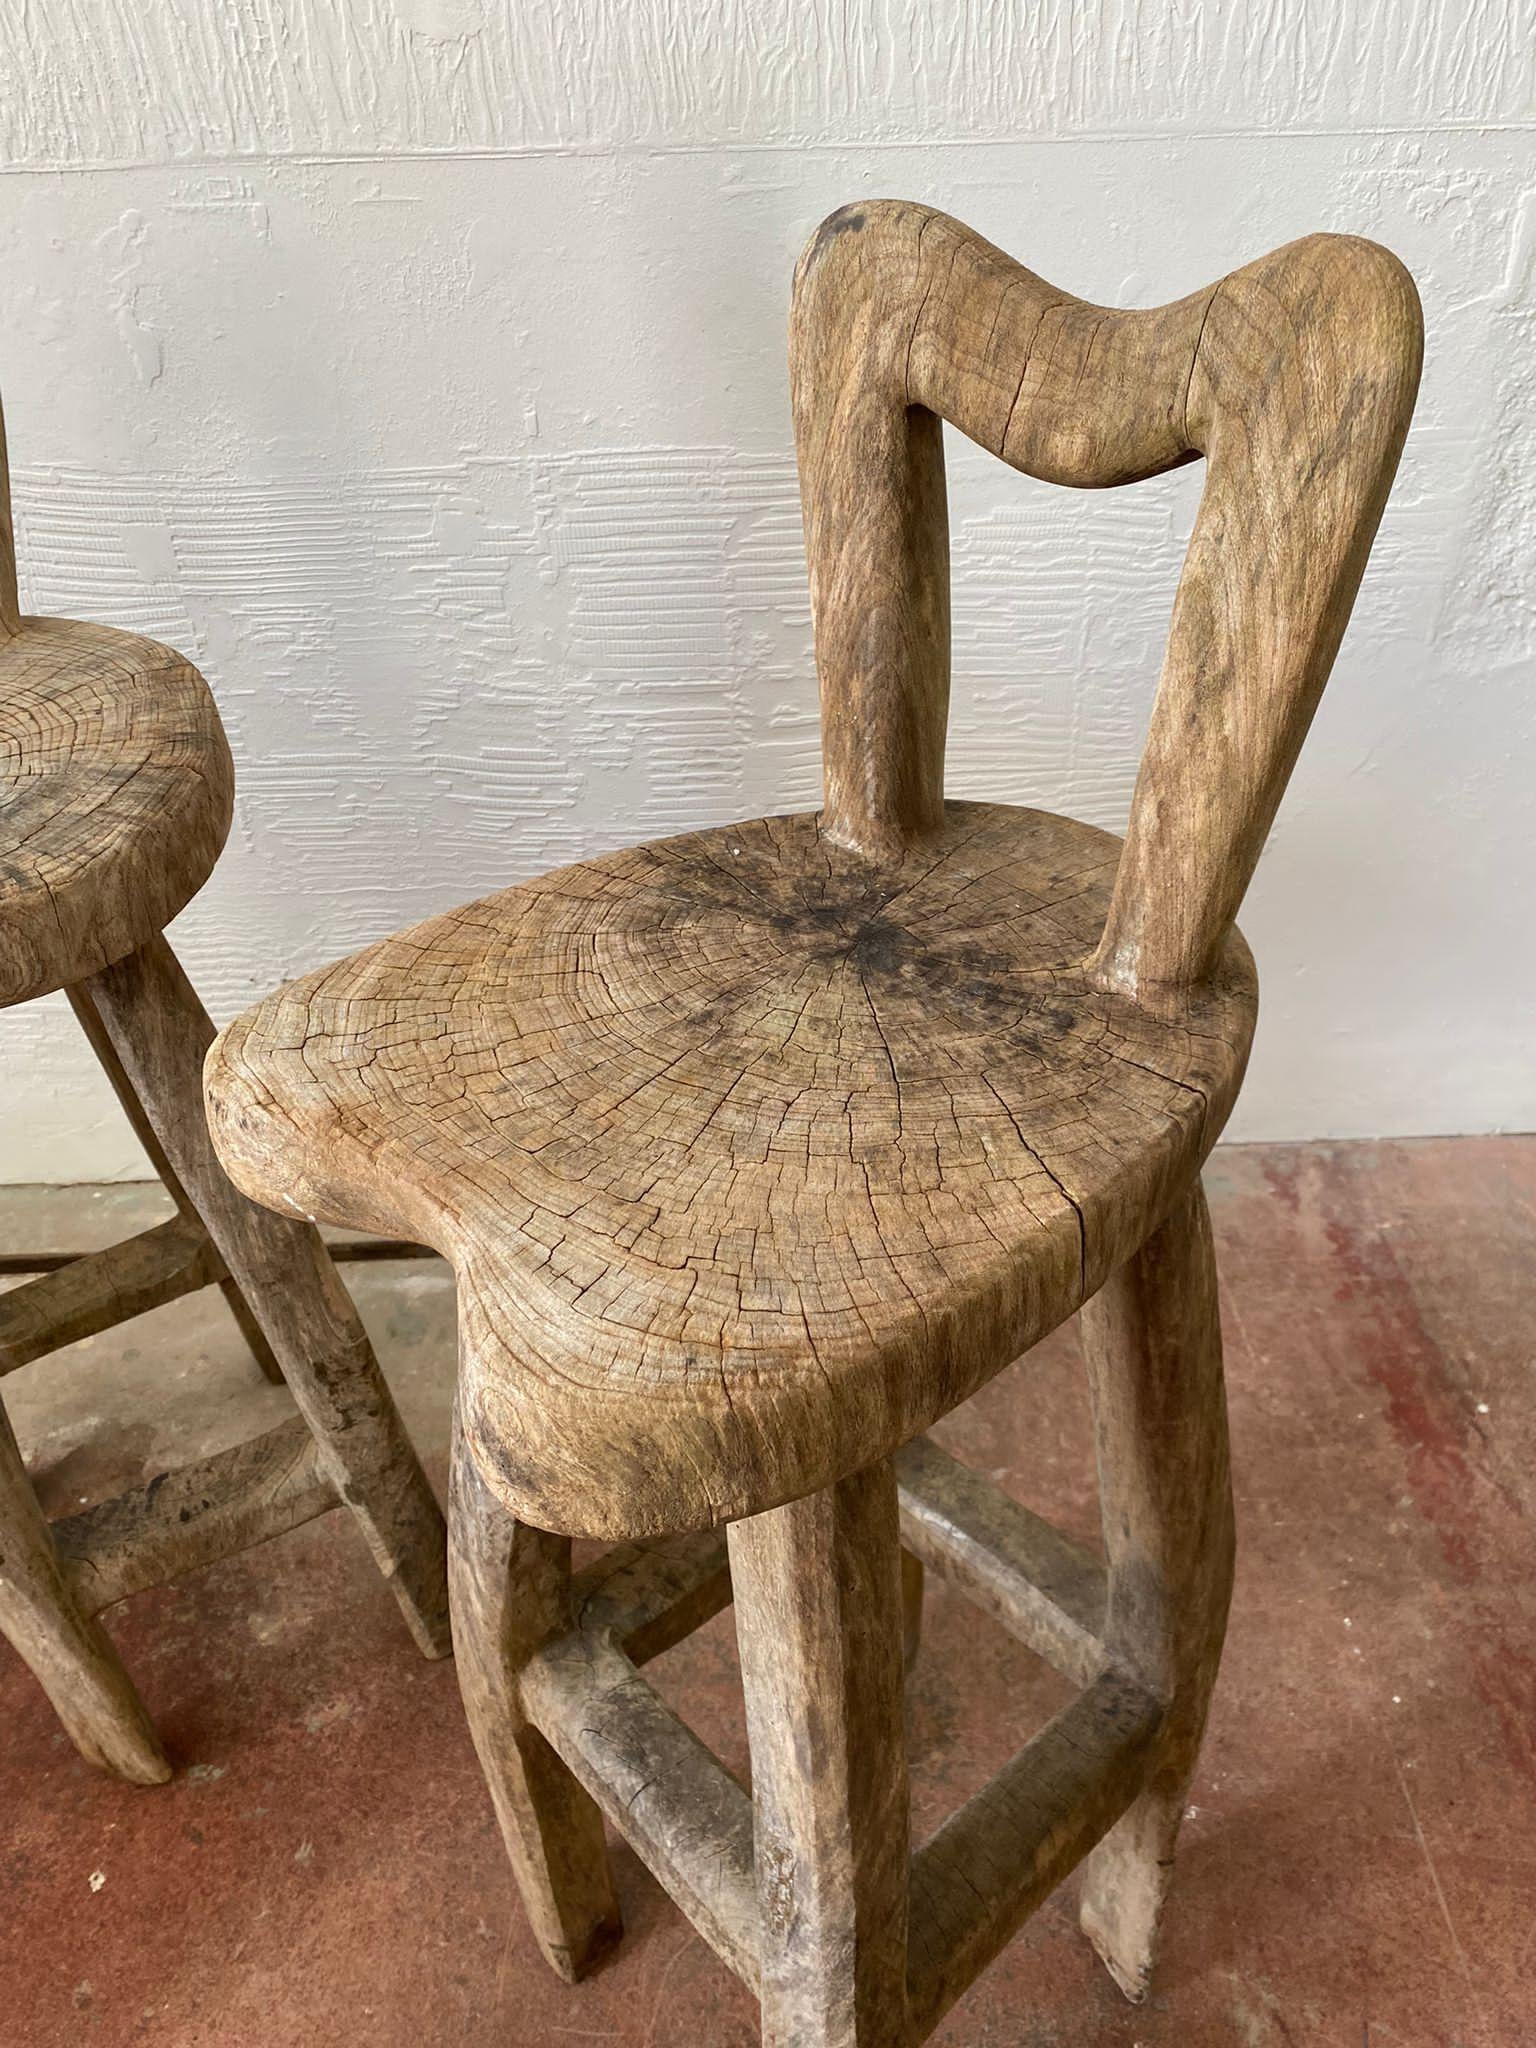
[2,1138,1532,2046]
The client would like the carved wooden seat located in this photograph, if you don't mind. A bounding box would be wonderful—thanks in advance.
[0,414,450,1789]
[206,203,1420,2039]
[0,618,231,1007]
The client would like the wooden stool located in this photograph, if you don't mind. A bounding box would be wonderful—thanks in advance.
[0,407,450,1788]
[204,206,1420,2039]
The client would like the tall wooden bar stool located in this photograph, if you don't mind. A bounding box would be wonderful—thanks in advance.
[205,205,1420,2039]
[0,405,450,1788]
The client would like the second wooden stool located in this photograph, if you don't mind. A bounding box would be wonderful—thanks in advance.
[0,404,450,1785]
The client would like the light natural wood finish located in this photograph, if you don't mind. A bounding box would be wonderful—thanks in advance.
[0,1396,169,1785]
[795,201,1422,998]
[523,1621,759,1986]
[0,1215,222,1375]
[206,211,1417,1545]
[0,395,449,1781]
[895,1431,1108,1688]
[68,971,284,1384]
[730,1461,910,2047]
[906,1665,1163,2038]
[447,1402,621,1984]
[80,936,451,1659]
[208,800,1254,1541]
[569,1527,732,1666]
[201,202,1420,2037]
[52,1416,336,1617]
[0,619,232,1009]
[1079,1179,1234,1998]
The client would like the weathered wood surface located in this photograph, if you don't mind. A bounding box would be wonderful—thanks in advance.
[1079,1179,1234,2000]
[447,1407,622,1983]
[570,1528,732,1667]
[197,200,1420,2034]
[0,1396,169,1785]
[794,200,1423,996]
[0,623,232,1010]
[207,801,1256,1541]
[729,1460,910,2047]
[906,1664,1163,2039]
[894,1432,1107,1687]
[0,1216,222,1375]
[81,936,451,1659]
[205,210,1417,1546]
[0,385,228,1014]
[69,973,284,1385]
[52,1416,337,1617]
[523,1622,760,1988]
[0,394,454,1783]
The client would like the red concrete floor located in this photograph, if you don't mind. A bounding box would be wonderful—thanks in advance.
[2,1137,1533,2046]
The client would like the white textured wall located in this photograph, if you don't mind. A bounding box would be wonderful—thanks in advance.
[1,4,1533,1180]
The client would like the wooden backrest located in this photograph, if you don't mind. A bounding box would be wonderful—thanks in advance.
[791,201,1422,997]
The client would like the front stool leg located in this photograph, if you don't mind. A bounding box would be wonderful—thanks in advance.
[730,1460,910,2048]
[0,1396,169,1784]
[1078,1178,1235,2000]
[76,934,450,1659]
[447,1403,620,1981]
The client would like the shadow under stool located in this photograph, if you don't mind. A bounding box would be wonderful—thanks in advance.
[204,203,1421,2040]
[0,403,450,1788]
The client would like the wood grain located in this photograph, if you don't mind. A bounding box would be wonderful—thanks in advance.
[205,209,1418,1546]
[793,201,1423,996]
[729,1460,910,2046]
[1078,1179,1234,2000]
[0,1396,169,1785]
[0,1216,222,1375]
[447,1403,622,1983]
[207,801,1255,1540]
[197,199,1421,2033]
[522,1622,759,1987]
[52,1417,338,1618]
[0,397,451,1785]
[81,936,452,1660]
[0,615,233,1010]
[894,1431,1108,1688]
[906,1664,1163,2038]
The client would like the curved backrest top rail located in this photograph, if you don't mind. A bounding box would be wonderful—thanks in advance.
[791,200,1423,997]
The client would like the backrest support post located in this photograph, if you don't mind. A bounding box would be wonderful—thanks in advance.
[791,202,1422,996]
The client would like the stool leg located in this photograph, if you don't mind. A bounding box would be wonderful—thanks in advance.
[74,934,450,1660]
[447,1402,620,1982]
[68,973,283,1384]
[1078,1178,1234,2001]
[730,1459,910,2048]
[0,1395,170,1784]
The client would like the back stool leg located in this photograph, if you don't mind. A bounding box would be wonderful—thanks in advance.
[75,934,450,1659]
[447,1402,621,1982]
[0,1396,169,1784]
[68,974,283,1384]
[730,1459,910,2048]
[1078,1177,1234,2001]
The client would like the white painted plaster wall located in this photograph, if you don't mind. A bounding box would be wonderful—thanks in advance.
[1,4,1532,1180]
